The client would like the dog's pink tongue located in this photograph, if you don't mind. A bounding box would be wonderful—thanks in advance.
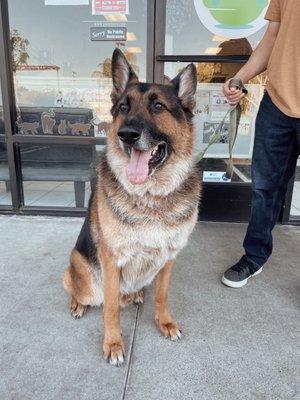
[126,148,152,184]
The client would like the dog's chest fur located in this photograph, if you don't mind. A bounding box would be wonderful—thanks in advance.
[97,160,200,294]
[115,215,196,294]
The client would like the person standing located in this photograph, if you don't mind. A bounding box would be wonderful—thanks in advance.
[222,0,300,288]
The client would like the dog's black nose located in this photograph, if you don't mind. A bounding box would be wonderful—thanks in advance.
[118,127,141,144]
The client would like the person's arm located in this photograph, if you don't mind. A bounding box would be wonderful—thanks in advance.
[223,21,280,105]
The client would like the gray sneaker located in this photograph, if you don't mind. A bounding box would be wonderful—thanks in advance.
[222,256,262,288]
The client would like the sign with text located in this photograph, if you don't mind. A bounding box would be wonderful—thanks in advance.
[203,171,231,183]
[90,27,127,41]
[92,0,129,15]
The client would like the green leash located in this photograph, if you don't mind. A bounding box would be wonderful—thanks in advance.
[195,78,248,180]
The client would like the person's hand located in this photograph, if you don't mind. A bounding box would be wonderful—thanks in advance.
[223,78,245,105]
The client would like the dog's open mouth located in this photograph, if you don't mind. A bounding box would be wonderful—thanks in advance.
[126,142,167,185]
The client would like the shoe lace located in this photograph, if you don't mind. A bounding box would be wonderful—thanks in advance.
[231,262,249,274]
[231,259,257,275]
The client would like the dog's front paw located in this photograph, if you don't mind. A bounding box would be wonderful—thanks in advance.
[156,319,182,341]
[103,338,125,366]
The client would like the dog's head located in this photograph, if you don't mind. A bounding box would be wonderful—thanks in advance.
[107,49,197,194]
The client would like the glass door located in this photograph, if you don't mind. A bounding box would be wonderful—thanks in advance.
[157,0,270,222]
[5,0,148,212]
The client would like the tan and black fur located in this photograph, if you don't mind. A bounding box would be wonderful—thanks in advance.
[63,49,201,366]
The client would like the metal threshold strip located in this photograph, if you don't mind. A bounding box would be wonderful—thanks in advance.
[156,54,250,63]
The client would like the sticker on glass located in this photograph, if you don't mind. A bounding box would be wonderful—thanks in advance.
[193,0,270,39]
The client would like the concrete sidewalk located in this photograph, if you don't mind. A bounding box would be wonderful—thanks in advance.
[0,215,299,400]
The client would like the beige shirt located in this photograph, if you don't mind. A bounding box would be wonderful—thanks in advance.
[265,0,300,117]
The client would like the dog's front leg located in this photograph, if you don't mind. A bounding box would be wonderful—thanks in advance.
[154,260,182,341]
[99,242,124,366]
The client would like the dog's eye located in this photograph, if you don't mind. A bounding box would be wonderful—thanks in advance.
[119,104,129,113]
[154,102,164,111]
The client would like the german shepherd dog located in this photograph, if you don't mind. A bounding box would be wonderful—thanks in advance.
[63,49,201,366]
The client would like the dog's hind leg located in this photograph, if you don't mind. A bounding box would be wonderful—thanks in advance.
[70,296,87,319]
[63,249,103,319]
[120,293,133,307]
[119,290,144,307]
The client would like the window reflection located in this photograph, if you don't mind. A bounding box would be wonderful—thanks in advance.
[165,0,268,185]
[165,62,265,184]
[8,0,147,137]
[20,143,97,208]
[166,0,267,56]
[0,137,12,205]
[290,163,300,219]
[0,83,12,205]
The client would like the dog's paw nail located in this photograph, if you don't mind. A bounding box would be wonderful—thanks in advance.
[109,353,124,366]
[70,302,86,319]
[171,329,182,341]
[110,353,124,366]
[103,342,125,367]
[158,321,182,341]
[133,290,144,304]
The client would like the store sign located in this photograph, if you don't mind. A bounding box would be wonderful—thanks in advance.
[92,0,129,15]
[90,27,127,41]
[193,0,270,39]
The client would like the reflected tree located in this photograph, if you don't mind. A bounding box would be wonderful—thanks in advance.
[102,58,112,78]
[11,29,29,71]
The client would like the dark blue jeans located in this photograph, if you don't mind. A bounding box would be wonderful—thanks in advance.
[243,92,300,268]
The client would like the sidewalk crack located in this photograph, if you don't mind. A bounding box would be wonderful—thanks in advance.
[121,304,140,400]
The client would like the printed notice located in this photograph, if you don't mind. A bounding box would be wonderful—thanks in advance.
[90,27,127,41]
[203,171,231,183]
[92,0,129,15]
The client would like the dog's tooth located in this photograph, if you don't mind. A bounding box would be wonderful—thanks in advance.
[151,146,158,156]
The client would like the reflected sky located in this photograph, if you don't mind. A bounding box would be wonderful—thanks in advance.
[8,0,268,81]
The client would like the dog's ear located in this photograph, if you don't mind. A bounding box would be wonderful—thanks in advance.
[111,48,138,103]
[171,63,197,111]
[163,75,172,86]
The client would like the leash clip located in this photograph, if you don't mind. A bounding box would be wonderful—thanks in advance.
[229,77,248,95]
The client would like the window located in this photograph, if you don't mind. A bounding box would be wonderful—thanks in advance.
[9,0,147,138]
[164,0,268,184]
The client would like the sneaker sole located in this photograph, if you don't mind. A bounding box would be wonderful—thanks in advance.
[221,267,262,288]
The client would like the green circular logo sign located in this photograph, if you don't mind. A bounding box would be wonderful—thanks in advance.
[194,0,270,39]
